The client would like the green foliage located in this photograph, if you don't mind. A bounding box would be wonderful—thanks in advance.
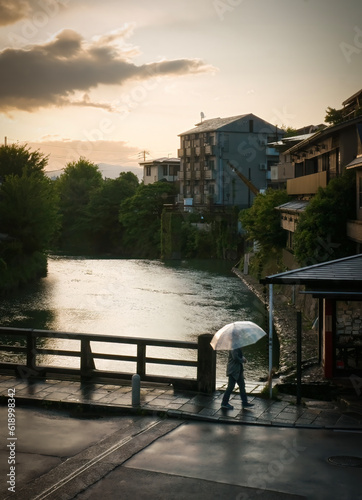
[324,107,345,125]
[86,172,139,253]
[0,144,47,179]
[0,173,60,253]
[0,251,47,294]
[56,157,103,211]
[55,158,104,252]
[119,182,177,258]
[239,189,290,253]
[293,170,356,265]
[282,127,298,138]
[180,222,216,259]
[0,143,59,291]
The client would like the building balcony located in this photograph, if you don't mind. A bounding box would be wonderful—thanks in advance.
[286,171,327,195]
[195,170,201,179]
[271,162,294,182]
[204,169,214,179]
[195,147,201,156]
[178,148,184,157]
[205,144,216,155]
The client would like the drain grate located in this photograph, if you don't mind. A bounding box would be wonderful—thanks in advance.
[327,456,362,468]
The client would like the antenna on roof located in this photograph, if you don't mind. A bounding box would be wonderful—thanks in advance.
[200,112,205,123]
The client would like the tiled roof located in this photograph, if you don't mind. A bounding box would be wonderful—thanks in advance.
[260,253,362,292]
[179,114,249,135]
[275,200,309,213]
[346,156,362,169]
[268,133,314,147]
[285,116,362,155]
[140,157,180,165]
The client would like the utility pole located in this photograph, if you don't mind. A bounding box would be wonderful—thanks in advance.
[138,150,150,161]
[4,136,7,146]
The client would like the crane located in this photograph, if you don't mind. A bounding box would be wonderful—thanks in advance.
[226,161,259,196]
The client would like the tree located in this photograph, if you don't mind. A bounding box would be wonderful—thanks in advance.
[86,172,139,253]
[0,173,60,253]
[0,143,60,290]
[239,189,290,253]
[119,182,177,257]
[324,107,345,125]
[56,158,103,252]
[282,127,298,137]
[0,143,47,180]
[293,170,356,265]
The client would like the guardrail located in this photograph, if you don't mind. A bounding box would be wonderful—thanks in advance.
[0,327,216,393]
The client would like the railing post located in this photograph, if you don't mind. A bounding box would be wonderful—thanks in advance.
[197,334,216,394]
[81,339,95,379]
[137,342,146,378]
[132,373,141,406]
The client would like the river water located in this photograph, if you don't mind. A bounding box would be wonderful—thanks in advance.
[0,257,278,383]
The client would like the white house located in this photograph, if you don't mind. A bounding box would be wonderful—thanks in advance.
[140,157,180,185]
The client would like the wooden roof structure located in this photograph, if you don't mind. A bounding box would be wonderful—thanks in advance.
[260,254,362,297]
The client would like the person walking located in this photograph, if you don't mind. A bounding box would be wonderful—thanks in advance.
[221,347,254,409]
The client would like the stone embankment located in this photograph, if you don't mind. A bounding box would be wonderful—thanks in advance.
[233,268,321,383]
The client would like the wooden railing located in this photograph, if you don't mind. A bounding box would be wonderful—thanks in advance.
[0,327,216,393]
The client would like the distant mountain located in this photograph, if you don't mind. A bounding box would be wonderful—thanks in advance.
[45,163,143,180]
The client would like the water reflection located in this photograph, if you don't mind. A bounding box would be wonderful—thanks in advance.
[0,257,278,381]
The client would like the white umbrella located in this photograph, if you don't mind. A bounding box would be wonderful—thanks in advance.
[210,321,267,350]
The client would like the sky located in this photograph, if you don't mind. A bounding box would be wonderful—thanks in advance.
[0,0,361,177]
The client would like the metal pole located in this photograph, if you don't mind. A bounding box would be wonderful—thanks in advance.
[132,374,141,406]
[269,284,273,398]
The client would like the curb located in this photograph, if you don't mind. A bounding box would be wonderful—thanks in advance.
[2,395,362,431]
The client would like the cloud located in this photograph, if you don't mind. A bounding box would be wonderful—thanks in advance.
[0,0,30,26]
[27,138,142,172]
[0,27,217,112]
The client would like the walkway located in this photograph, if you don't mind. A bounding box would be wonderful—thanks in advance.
[1,374,362,429]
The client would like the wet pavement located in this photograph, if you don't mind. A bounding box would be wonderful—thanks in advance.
[0,374,362,429]
[1,374,362,499]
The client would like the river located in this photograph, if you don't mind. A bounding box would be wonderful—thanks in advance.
[0,257,278,383]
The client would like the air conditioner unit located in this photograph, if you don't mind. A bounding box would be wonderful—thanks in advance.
[258,139,267,146]
[259,163,267,170]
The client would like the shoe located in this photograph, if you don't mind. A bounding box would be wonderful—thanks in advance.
[221,403,234,410]
[242,402,254,408]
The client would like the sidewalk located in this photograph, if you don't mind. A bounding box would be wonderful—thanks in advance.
[1,374,362,429]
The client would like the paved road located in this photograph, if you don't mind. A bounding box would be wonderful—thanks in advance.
[1,405,362,500]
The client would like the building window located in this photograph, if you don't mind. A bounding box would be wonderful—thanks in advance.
[249,120,254,133]
[359,176,362,208]
[163,165,168,176]
[146,166,151,176]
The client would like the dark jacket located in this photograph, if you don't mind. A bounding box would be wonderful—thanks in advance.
[226,348,244,380]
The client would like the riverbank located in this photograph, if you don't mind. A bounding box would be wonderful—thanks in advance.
[232,267,322,384]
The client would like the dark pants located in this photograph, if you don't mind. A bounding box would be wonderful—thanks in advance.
[222,371,247,405]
